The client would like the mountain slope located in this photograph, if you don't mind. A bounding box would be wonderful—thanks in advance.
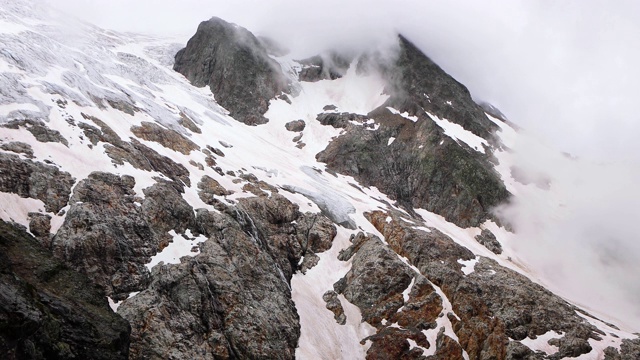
[0,1,638,359]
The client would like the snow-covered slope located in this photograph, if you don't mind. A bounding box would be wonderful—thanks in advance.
[0,1,638,359]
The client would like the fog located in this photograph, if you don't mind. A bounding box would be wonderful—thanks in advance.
[50,0,640,330]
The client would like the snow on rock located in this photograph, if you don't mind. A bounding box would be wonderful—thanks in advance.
[458,257,479,275]
[386,106,418,122]
[387,136,395,146]
[293,227,376,359]
[427,111,488,153]
[145,230,207,270]
[518,330,562,355]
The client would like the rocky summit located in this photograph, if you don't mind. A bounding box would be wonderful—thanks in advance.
[0,1,639,359]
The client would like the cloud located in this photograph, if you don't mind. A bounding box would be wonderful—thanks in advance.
[496,134,640,330]
[48,0,640,330]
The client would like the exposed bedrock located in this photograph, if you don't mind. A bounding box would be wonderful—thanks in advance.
[174,17,288,125]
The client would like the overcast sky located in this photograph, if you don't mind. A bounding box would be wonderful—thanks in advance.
[49,0,640,330]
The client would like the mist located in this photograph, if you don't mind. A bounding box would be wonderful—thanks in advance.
[49,0,640,330]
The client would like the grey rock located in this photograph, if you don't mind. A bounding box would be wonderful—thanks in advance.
[285,119,306,132]
[297,53,351,82]
[0,141,34,158]
[142,180,195,238]
[51,172,157,299]
[120,194,335,359]
[316,112,369,129]
[174,17,288,125]
[323,290,346,325]
[131,121,199,155]
[80,113,191,187]
[198,175,232,205]
[604,338,640,359]
[475,228,503,254]
[3,119,69,146]
[0,220,130,360]
[317,105,509,228]
[0,152,74,213]
[27,212,51,246]
[367,210,605,359]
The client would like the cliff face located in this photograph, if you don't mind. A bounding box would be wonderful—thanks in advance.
[0,2,638,359]
[0,220,130,360]
[174,17,289,125]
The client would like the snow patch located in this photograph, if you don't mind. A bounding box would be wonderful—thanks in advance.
[458,257,479,275]
[145,230,207,270]
[427,112,488,153]
[518,330,562,355]
[386,107,418,122]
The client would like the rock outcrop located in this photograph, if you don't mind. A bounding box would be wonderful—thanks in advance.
[51,172,157,300]
[174,17,288,125]
[297,53,351,82]
[366,210,606,359]
[317,106,509,228]
[0,220,130,360]
[119,194,337,359]
[0,152,74,213]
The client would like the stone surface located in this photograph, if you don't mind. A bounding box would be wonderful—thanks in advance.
[28,212,51,246]
[81,113,191,187]
[51,172,157,300]
[0,152,74,213]
[334,232,443,359]
[317,106,509,228]
[131,121,199,155]
[0,220,130,360]
[475,228,503,254]
[604,338,640,359]
[174,17,288,125]
[3,119,69,146]
[198,175,232,205]
[0,141,34,158]
[119,194,336,359]
[323,290,346,325]
[366,210,605,359]
[297,53,351,82]
[285,119,306,132]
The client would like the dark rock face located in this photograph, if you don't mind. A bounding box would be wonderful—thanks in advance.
[285,119,306,132]
[174,17,288,125]
[369,35,498,139]
[142,180,196,240]
[475,228,503,254]
[0,220,130,360]
[317,106,509,228]
[316,112,370,129]
[297,53,351,82]
[3,119,69,146]
[79,114,191,187]
[119,194,337,359]
[51,172,157,300]
[0,152,74,213]
[198,175,232,204]
[605,338,640,359]
[323,290,346,325]
[366,210,605,359]
[131,121,199,155]
[314,35,510,227]
[334,232,443,359]
[0,141,34,158]
[28,212,52,246]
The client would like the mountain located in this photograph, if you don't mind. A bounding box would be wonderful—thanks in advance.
[0,1,638,359]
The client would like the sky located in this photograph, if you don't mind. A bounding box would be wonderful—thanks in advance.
[49,0,640,330]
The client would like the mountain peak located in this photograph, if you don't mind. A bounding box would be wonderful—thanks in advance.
[174,17,288,125]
